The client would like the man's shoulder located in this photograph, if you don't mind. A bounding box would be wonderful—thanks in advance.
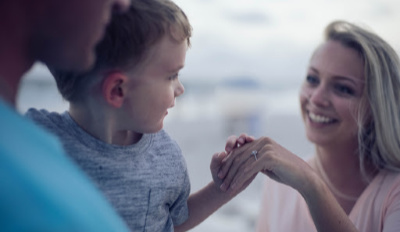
[0,102,65,162]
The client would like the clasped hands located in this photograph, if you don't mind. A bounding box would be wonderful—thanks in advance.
[210,134,314,196]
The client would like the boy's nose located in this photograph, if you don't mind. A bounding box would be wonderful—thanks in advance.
[175,80,185,97]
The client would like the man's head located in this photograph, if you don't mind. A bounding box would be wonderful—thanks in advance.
[32,0,130,71]
[50,0,192,104]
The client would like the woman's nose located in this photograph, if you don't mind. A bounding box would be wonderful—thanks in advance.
[309,86,330,107]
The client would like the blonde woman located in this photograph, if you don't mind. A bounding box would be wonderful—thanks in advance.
[218,21,400,232]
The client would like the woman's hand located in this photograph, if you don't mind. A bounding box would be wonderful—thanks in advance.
[207,133,257,196]
[220,136,359,232]
[219,136,315,194]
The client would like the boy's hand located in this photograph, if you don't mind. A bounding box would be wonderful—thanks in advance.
[208,134,256,196]
[210,151,227,190]
[210,150,256,197]
[225,133,255,153]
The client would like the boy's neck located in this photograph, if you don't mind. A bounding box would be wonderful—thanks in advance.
[69,104,142,146]
[112,130,143,146]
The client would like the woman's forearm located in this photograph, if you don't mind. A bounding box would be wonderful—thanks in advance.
[300,173,358,232]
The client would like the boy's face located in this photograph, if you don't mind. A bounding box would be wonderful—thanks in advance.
[36,0,130,71]
[123,35,187,133]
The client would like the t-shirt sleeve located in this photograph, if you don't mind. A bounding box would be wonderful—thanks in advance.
[170,167,190,226]
[382,179,400,232]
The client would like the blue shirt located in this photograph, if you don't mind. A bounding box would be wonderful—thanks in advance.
[0,100,129,232]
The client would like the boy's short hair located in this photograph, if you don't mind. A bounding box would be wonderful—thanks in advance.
[49,0,192,103]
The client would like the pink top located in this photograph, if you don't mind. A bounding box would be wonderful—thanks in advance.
[256,170,400,232]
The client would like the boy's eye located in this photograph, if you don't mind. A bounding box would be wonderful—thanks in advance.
[306,75,319,85]
[168,74,179,81]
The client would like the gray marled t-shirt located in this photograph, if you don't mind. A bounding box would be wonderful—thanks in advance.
[26,109,190,232]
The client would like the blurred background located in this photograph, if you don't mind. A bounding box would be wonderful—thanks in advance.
[18,0,400,231]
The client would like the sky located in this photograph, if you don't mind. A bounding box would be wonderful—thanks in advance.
[25,0,400,88]
[171,0,400,86]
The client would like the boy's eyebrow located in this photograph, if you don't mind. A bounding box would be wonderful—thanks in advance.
[168,65,184,73]
[309,67,319,74]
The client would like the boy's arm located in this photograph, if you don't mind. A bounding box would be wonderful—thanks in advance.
[174,150,256,232]
[174,181,230,232]
[174,152,229,232]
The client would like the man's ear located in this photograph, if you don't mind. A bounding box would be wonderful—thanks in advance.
[102,72,128,108]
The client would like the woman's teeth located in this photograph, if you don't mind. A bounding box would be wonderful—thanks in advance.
[309,112,334,123]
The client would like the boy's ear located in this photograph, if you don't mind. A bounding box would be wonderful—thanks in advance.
[102,72,128,108]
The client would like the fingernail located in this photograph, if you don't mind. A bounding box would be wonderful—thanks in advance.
[218,171,223,178]
[220,183,226,191]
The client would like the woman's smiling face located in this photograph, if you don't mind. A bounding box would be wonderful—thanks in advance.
[300,40,365,147]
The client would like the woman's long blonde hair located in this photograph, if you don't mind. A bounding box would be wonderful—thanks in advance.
[324,20,400,177]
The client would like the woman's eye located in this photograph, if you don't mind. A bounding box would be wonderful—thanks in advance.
[335,84,355,95]
[306,75,319,85]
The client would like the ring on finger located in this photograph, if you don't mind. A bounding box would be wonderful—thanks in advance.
[251,150,258,161]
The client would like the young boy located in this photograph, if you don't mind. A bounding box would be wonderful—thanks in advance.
[26,1,247,231]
